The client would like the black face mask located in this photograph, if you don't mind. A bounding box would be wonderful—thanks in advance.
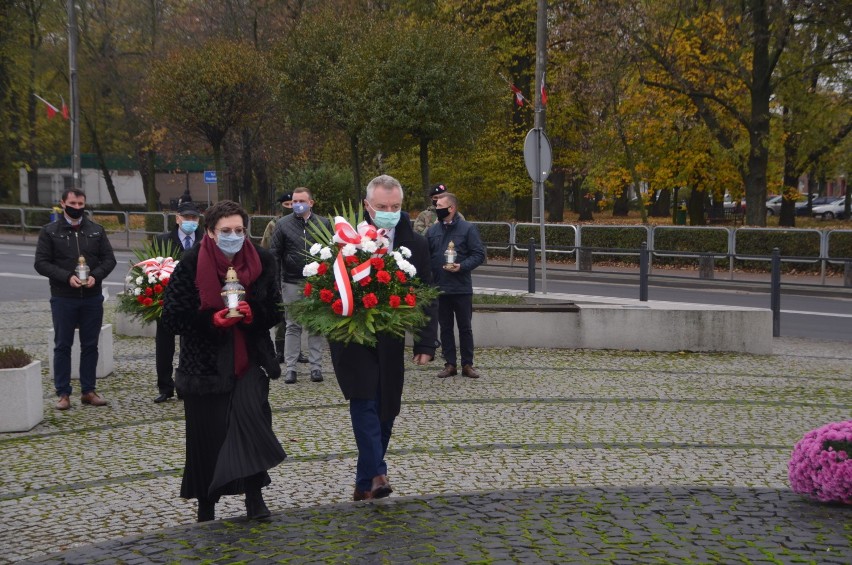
[435,207,451,221]
[64,206,85,220]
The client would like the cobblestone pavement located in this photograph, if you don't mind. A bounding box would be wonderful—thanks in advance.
[1,300,850,564]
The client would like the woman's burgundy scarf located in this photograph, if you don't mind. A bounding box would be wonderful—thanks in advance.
[196,234,262,379]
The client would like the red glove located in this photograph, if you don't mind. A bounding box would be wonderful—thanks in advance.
[213,308,242,329]
[236,301,253,325]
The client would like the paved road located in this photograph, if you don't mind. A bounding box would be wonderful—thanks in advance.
[1,300,849,563]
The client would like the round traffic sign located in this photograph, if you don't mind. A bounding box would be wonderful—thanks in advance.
[523,128,552,183]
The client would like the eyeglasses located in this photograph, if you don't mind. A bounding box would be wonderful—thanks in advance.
[216,227,246,236]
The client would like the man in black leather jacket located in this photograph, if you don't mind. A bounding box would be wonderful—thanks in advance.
[269,187,331,384]
[34,189,116,410]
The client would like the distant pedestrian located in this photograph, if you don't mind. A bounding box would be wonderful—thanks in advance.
[161,200,286,523]
[413,183,464,235]
[34,189,117,410]
[269,187,331,384]
[151,200,201,404]
[426,192,485,379]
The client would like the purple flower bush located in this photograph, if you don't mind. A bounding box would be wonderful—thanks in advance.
[788,420,852,504]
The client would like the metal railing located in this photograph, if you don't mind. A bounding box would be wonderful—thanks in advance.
[3,207,850,286]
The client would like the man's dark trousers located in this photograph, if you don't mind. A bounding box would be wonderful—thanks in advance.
[438,293,474,367]
[348,384,394,493]
[155,321,176,395]
[51,294,103,396]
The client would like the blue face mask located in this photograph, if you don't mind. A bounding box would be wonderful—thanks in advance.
[180,221,198,234]
[216,232,245,256]
[367,202,401,230]
[292,202,310,216]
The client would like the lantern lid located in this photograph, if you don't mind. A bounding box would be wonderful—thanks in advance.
[224,266,240,283]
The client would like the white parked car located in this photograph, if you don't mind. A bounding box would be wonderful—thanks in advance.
[766,195,783,216]
[811,198,849,220]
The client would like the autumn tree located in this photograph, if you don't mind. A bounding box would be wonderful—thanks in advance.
[147,39,273,202]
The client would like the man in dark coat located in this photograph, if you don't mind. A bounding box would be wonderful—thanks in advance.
[152,200,202,403]
[426,192,486,379]
[328,175,438,502]
[34,188,116,410]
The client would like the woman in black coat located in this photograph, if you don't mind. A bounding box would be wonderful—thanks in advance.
[161,200,285,522]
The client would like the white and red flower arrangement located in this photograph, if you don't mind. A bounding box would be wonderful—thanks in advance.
[289,205,439,346]
[788,420,851,504]
[116,240,179,324]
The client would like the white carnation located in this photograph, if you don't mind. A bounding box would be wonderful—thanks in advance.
[148,274,157,284]
[341,244,357,257]
[135,276,144,285]
[377,236,390,249]
[125,275,132,284]
[133,287,142,296]
[303,262,320,277]
[309,243,322,256]
[398,246,412,258]
[391,251,403,263]
[361,239,378,253]
[403,263,417,277]
[319,247,333,260]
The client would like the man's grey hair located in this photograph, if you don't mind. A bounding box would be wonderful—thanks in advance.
[365,175,404,201]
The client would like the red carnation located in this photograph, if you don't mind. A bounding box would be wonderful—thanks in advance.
[405,293,416,307]
[370,257,385,270]
[143,297,154,307]
[362,293,378,309]
[345,255,360,266]
[319,289,334,303]
[158,299,163,306]
[395,271,407,283]
[161,278,170,286]
[389,295,401,308]
[153,284,163,294]
[303,283,312,297]
[359,276,372,287]
[136,295,145,304]
[376,270,391,284]
[332,299,343,315]
[317,262,328,275]
[144,287,154,296]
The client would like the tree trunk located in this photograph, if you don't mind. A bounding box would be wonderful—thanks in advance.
[241,128,253,210]
[254,156,271,214]
[612,187,630,216]
[651,188,671,217]
[744,0,771,226]
[141,148,158,212]
[349,134,361,202]
[213,142,224,202]
[419,137,430,204]
[671,187,680,223]
[687,188,705,226]
[578,192,595,221]
[547,170,565,222]
[84,113,123,222]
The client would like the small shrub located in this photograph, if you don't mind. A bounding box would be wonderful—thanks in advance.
[0,346,33,369]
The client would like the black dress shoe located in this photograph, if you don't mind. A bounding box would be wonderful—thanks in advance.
[197,499,215,522]
[154,392,174,403]
[310,369,323,382]
[245,489,271,520]
[284,371,297,384]
[297,352,309,363]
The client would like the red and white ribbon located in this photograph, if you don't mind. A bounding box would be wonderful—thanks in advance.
[333,253,354,316]
[330,217,390,317]
[135,257,177,280]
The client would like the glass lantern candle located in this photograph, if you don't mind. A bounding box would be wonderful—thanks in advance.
[444,241,457,268]
[75,256,89,284]
[221,266,245,318]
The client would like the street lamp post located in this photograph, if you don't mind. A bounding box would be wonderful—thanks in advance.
[67,0,81,190]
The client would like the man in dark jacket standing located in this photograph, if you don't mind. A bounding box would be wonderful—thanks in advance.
[329,174,438,502]
[426,192,485,379]
[35,189,117,410]
[152,200,202,403]
[270,187,331,384]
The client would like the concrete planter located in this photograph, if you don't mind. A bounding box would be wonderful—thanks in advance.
[0,360,43,432]
[46,324,115,379]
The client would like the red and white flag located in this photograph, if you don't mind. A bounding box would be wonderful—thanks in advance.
[61,96,69,120]
[33,94,65,120]
[540,72,548,106]
[509,83,525,106]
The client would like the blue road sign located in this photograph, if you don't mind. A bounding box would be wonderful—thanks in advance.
[204,170,217,184]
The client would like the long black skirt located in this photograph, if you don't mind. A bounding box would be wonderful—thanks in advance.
[180,366,286,500]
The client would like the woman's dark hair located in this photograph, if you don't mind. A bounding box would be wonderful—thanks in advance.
[204,200,248,233]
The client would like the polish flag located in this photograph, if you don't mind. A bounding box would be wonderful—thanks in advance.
[509,83,524,106]
[34,94,61,120]
[540,72,548,106]
[61,96,69,120]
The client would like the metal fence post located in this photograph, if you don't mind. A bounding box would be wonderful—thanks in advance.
[639,241,648,302]
[771,247,781,337]
[527,238,536,294]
